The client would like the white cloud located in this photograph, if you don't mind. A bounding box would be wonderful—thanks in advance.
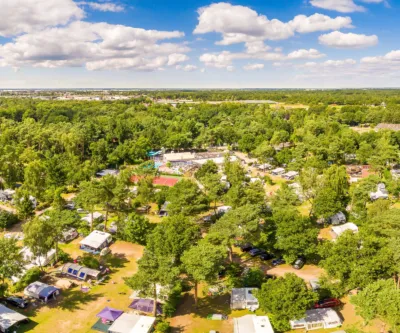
[176,64,198,72]
[194,3,352,45]
[310,0,365,13]
[361,50,400,64]
[0,0,84,37]
[80,2,125,13]
[287,49,326,59]
[0,21,189,71]
[319,31,378,48]
[243,63,264,70]
[227,66,235,72]
[289,13,353,33]
[168,53,189,66]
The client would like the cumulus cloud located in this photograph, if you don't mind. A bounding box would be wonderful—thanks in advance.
[79,2,125,13]
[287,49,326,59]
[168,53,190,66]
[319,31,378,48]
[0,21,189,71]
[0,0,84,37]
[176,64,198,72]
[243,63,264,70]
[310,0,366,13]
[361,50,400,64]
[194,3,352,45]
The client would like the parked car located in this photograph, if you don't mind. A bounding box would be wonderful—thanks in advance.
[239,243,253,252]
[292,256,306,270]
[314,298,341,309]
[4,296,29,309]
[272,258,285,266]
[249,248,265,257]
[260,253,275,261]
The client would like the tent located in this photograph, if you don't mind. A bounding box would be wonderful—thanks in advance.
[129,299,162,315]
[96,307,124,322]
[0,304,29,333]
[79,230,112,253]
[24,281,60,303]
[108,313,156,333]
[60,263,103,281]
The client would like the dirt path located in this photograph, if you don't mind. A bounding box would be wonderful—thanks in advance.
[267,264,324,283]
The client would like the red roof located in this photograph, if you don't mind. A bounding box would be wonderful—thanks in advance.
[130,175,179,187]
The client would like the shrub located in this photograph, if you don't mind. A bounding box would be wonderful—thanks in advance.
[57,249,72,264]
[12,267,42,292]
[0,211,19,230]
[81,253,99,269]
[162,283,183,318]
[154,320,170,333]
[242,268,265,288]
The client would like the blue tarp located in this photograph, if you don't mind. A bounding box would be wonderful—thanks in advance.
[39,286,59,298]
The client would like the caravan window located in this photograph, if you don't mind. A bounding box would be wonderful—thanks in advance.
[67,268,73,274]
[72,269,78,275]
[79,272,86,279]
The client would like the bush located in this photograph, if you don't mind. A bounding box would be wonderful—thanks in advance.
[80,253,100,269]
[242,268,265,288]
[12,267,42,292]
[154,320,170,333]
[0,211,19,230]
[162,283,183,318]
[57,249,72,264]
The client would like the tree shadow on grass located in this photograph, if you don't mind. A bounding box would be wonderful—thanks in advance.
[15,319,38,333]
[56,289,104,311]
[170,325,186,333]
[176,293,232,319]
[105,253,129,269]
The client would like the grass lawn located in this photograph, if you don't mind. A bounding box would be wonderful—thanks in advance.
[16,241,143,333]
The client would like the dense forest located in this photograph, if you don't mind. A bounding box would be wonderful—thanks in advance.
[0,92,400,332]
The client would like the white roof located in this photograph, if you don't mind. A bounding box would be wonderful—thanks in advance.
[332,222,358,237]
[216,206,232,213]
[284,171,299,177]
[108,313,156,333]
[234,315,274,333]
[80,230,111,249]
[271,168,285,174]
[0,304,28,330]
[82,212,104,223]
[291,308,342,326]
[232,288,259,303]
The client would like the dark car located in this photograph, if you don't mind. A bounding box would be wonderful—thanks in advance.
[249,248,265,257]
[239,243,253,252]
[272,258,285,266]
[314,298,341,309]
[292,256,306,270]
[4,296,29,309]
[260,253,275,261]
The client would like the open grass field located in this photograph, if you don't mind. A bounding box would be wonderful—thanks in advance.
[15,241,143,333]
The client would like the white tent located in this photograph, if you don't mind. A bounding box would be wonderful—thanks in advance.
[108,313,156,333]
[234,315,274,333]
[80,230,112,251]
[82,212,104,224]
[0,304,28,332]
[331,222,359,239]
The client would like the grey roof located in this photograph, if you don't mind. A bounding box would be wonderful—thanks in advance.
[0,304,28,331]
[108,313,156,333]
[61,263,101,279]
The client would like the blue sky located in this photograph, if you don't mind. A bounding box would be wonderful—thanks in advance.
[0,0,399,88]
